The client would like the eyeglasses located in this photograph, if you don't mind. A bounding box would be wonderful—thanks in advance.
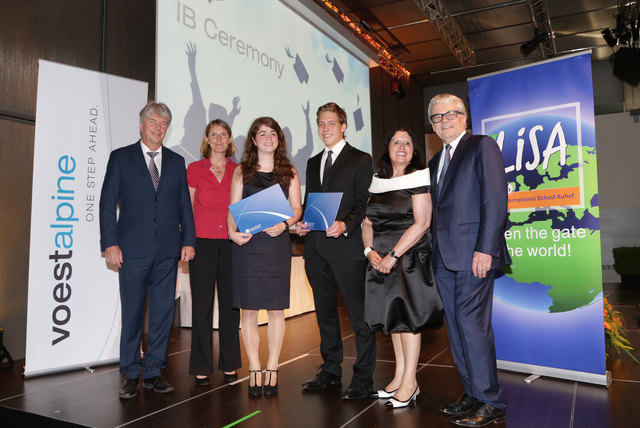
[430,110,464,123]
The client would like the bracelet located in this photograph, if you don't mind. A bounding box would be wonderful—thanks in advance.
[282,220,289,229]
[364,246,373,257]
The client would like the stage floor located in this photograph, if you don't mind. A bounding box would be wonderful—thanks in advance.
[1,282,639,428]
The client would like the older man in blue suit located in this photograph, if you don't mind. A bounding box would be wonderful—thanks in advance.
[427,94,511,427]
[100,102,196,399]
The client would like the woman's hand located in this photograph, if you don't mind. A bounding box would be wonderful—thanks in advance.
[229,230,252,246]
[367,250,383,272]
[264,221,288,237]
[376,254,398,274]
[368,251,397,274]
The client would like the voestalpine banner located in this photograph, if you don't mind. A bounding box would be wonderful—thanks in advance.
[25,60,148,377]
[468,52,606,385]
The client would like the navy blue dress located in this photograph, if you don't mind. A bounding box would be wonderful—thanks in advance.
[232,171,291,310]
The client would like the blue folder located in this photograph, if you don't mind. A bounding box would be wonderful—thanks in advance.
[228,184,294,235]
[302,192,343,231]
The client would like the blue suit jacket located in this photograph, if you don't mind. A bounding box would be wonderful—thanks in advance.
[99,141,196,259]
[428,133,511,271]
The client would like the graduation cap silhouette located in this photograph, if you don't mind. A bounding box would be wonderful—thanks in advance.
[353,94,364,131]
[325,54,344,83]
[286,47,309,84]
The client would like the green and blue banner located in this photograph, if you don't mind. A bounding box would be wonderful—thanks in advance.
[468,52,606,384]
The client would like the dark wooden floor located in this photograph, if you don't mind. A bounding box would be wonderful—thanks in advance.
[1,281,639,428]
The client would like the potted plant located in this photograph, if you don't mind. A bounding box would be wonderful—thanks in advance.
[613,247,640,285]
[603,297,639,363]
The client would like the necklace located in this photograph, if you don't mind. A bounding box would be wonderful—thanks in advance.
[210,160,226,175]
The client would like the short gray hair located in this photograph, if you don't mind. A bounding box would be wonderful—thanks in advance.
[427,94,467,124]
[139,101,172,125]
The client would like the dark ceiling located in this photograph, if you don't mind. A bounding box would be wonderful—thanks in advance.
[328,0,621,86]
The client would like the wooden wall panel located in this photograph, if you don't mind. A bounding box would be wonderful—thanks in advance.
[0,0,102,118]
[368,67,426,168]
[0,119,35,359]
[103,0,156,100]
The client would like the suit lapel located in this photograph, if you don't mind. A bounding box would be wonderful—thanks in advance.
[308,152,322,192]
[429,152,440,199]
[321,142,351,191]
[133,141,158,191]
[439,133,472,197]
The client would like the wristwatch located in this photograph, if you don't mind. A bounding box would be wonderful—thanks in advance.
[389,249,400,260]
[364,246,373,257]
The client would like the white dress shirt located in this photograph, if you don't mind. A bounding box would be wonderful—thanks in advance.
[141,141,163,175]
[320,139,346,185]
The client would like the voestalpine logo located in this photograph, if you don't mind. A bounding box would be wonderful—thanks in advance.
[49,155,78,345]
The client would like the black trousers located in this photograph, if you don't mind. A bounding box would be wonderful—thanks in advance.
[304,254,376,382]
[189,238,241,375]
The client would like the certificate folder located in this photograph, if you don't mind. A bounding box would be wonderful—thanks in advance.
[228,184,294,235]
[302,192,343,231]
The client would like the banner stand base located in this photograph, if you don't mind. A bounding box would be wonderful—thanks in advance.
[498,360,609,387]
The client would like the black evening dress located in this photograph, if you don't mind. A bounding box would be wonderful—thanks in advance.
[364,169,443,333]
[232,171,291,310]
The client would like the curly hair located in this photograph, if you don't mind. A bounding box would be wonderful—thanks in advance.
[200,119,237,158]
[241,117,295,188]
[376,128,424,179]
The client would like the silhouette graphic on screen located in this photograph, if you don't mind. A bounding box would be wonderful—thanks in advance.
[286,47,309,84]
[353,94,364,132]
[177,42,245,163]
[283,100,314,186]
[325,54,344,83]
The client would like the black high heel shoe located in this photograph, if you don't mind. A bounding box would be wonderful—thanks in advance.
[248,369,262,397]
[263,369,279,396]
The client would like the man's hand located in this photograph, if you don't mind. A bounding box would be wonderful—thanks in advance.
[181,246,195,262]
[296,221,310,236]
[105,245,123,268]
[472,251,492,278]
[326,220,346,238]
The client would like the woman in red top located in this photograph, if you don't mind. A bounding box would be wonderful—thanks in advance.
[187,119,241,386]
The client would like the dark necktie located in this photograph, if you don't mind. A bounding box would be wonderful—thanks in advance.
[323,150,333,184]
[437,144,451,195]
[147,151,159,190]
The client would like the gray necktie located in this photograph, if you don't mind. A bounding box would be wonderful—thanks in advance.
[147,152,159,190]
[323,150,333,184]
[437,144,451,194]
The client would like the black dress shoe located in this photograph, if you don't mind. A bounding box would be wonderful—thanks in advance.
[223,372,238,383]
[195,376,210,386]
[302,371,341,391]
[440,393,479,415]
[119,378,139,399]
[263,369,278,396]
[142,376,174,393]
[248,369,263,397]
[451,403,506,427]
[342,379,374,400]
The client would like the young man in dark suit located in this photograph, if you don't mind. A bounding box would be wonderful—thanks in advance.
[100,101,196,399]
[427,94,511,426]
[296,102,376,400]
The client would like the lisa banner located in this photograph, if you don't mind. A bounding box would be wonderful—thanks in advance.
[25,60,148,377]
[468,52,607,385]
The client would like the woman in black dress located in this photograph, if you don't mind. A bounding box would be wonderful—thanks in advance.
[227,117,302,396]
[362,128,443,408]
